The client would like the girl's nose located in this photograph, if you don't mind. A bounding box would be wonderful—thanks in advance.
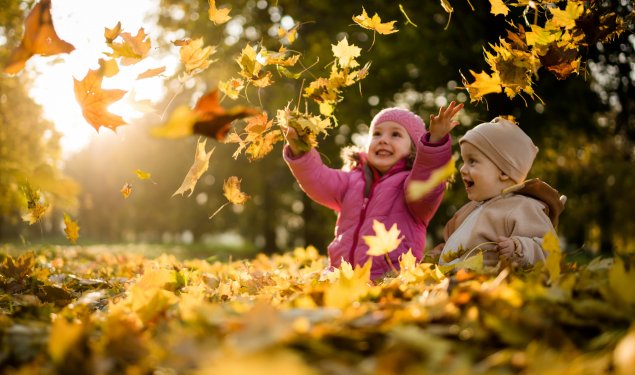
[459,163,467,174]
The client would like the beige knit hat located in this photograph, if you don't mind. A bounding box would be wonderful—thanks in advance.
[459,117,538,183]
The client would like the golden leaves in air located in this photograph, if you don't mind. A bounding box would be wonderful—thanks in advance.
[178,38,217,75]
[461,0,595,104]
[21,184,50,225]
[363,220,402,257]
[352,7,398,35]
[63,213,80,244]
[73,69,127,131]
[172,139,215,197]
[3,0,75,74]
[225,112,282,161]
[106,27,151,66]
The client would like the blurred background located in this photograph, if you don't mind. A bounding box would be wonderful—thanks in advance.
[0,0,633,258]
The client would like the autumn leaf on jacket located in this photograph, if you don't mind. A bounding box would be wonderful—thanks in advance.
[173,139,215,197]
[63,213,80,244]
[364,220,403,256]
[4,0,75,74]
[74,69,127,131]
[208,0,231,25]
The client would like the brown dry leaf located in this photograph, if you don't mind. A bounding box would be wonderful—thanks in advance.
[4,0,75,74]
[223,176,250,205]
[63,213,80,245]
[208,0,232,25]
[73,69,127,131]
[173,139,215,197]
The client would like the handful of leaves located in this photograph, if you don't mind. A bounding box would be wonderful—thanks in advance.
[276,107,332,154]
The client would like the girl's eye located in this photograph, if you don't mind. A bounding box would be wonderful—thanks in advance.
[392,132,402,137]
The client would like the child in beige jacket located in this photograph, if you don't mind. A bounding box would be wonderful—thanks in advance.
[434,117,565,268]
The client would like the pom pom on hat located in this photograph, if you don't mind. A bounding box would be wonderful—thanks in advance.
[370,107,426,142]
[459,117,538,183]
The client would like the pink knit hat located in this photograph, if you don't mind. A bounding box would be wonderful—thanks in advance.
[370,107,426,142]
[460,117,538,183]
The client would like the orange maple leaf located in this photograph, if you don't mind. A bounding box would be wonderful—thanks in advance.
[192,89,259,141]
[74,69,127,131]
[4,0,75,74]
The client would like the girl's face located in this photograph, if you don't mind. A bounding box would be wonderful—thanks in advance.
[367,121,412,174]
[459,142,514,202]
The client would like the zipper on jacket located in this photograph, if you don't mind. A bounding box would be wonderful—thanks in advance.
[348,186,375,265]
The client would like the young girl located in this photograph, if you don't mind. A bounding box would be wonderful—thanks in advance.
[283,102,463,279]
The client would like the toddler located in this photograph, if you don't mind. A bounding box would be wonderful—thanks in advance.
[435,117,565,267]
[284,102,463,279]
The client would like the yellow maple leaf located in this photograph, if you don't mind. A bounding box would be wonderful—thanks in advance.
[438,252,484,274]
[21,185,50,225]
[180,37,216,74]
[63,213,79,244]
[120,182,132,198]
[323,260,372,309]
[173,139,215,197]
[364,220,403,256]
[332,37,361,69]
[407,156,456,201]
[462,69,502,102]
[208,0,231,25]
[223,176,250,205]
[549,1,584,30]
[48,318,85,364]
[489,0,509,16]
[278,23,300,44]
[352,7,398,35]
[542,230,561,284]
[108,28,151,66]
[98,58,119,78]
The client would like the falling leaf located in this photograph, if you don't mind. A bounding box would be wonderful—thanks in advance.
[135,169,152,180]
[332,37,361,69]
[136,66,166,80]
[107,28,152,66]
[63,213,79,244]
[223,176,250,205]
[173,139,215,197]
[543,230,561,284]
[208,0,231,25]
[364,220,403,256]
[98,58,120,78]
[407,156,456,201]
[462,70,502,103]
[73,68,127,131]
[4,0,75,74]
[549,1,584,30]
[278,23,300,44]
[191,89,259,140]
[352,7,398,35]
[489,0,509,16]
[219,78,245,100]
[236,44,274,87]
[21,184,50,225]
[121,183,132,198]
[104,22,122,43]
[180,37,216,74]
[151,106,198,139]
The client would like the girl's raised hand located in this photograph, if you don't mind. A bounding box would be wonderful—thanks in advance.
[429,101,464,143]
[283,126,306,157]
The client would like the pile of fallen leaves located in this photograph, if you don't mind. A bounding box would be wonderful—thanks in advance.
[1,246,634,374]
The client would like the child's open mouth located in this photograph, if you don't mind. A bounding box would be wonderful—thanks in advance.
[464,179,474,188]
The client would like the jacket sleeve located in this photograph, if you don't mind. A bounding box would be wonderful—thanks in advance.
[283,146,350,212]
[505,198,554,266]
[405,132,453,225]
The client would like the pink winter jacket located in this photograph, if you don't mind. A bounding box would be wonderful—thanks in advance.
[284,132,452,279]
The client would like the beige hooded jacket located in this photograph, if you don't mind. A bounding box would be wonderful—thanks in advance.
[434,179,565,267]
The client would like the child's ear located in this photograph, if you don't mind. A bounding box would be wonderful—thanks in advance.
[499,172,511,181]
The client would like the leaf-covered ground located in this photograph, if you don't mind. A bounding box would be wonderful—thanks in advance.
[0,245,634,374]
